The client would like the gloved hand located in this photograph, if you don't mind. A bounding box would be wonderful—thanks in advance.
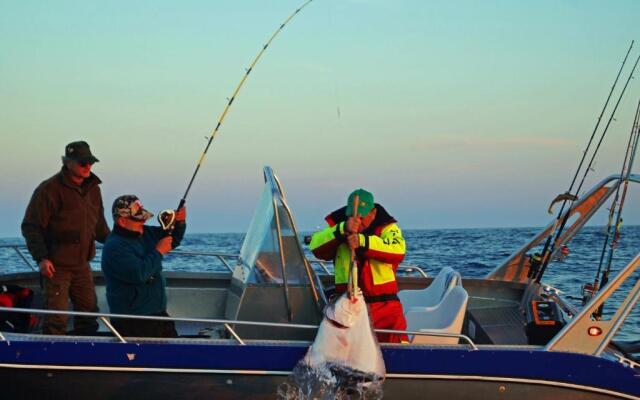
[175,206,187,222]
[156,236,173,255]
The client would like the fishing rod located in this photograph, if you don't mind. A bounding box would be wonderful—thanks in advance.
[592,99,640,317]
[176,0,314,212]
[534,47,640,284]
[527,40,635,281]
[593,100,640,290]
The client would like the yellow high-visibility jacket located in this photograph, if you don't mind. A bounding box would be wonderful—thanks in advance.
[309,204,405,298]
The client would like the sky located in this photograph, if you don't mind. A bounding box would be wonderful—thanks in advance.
[1,0,640,238]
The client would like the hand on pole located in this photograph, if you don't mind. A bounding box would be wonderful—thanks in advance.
[346,233,360,250]
[347,194,360,301]
[175,206,187,222]
[345,216,361,234]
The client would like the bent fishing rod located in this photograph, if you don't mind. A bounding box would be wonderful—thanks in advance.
[177,0,314,211]
[531,41,636,282]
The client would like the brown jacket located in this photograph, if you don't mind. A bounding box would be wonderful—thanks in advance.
[21,167,110,267]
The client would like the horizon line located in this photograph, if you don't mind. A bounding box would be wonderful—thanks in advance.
[1,223,639,241]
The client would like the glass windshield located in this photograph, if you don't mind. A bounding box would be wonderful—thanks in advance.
[238,172,311,285]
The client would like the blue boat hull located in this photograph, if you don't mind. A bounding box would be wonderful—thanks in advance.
[1,341,637,399]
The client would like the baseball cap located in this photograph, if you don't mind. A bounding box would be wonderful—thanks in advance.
[112,195,153,221]
[345,189,375,218]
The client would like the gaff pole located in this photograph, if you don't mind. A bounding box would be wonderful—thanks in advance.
[348,195,360,300]
[178,0,315,209]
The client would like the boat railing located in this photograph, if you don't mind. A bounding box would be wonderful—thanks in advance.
[306,257,427,278]
[169,250,238,273]
[0,244,38,272]
[545,252,640,356]
[0,244,428,278]
[0,305,477,350]
[487,173,640,283]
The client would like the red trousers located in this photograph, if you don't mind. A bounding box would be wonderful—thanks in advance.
[368,300,408,343]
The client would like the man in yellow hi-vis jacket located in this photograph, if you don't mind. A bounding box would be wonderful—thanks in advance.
[309,189,408,343]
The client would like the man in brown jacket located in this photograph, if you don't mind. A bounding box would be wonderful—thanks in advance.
[22,141,110,335]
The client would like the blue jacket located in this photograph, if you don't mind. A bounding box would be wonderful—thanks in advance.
[101,223,185,316]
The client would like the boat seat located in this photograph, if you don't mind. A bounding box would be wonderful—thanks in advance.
[399,267,461,310]
[405,285,469,345]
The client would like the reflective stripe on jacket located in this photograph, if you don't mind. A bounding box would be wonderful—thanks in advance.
[309,204,406,297]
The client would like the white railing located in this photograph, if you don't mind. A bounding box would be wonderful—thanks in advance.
[0,305,477,350]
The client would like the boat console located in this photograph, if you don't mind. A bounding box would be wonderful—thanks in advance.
[524,300,566,345]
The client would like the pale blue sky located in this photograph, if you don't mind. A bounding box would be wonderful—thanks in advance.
[1,0,639,237]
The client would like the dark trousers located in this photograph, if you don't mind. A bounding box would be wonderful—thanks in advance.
[111,310,178,338]
[43,263,98,335]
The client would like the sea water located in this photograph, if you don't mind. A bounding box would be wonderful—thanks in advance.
[1,226,638,341]
[277,363,384,400]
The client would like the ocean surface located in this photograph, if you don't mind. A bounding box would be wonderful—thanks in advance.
[1,226,638,342]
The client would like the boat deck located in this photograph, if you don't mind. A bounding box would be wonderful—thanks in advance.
[468,304,528,345]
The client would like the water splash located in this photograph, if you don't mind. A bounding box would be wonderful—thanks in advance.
[277,362,384,400]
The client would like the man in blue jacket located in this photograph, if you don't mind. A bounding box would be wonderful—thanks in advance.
[101,195,186,338]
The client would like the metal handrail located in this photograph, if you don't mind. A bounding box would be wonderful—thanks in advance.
[398,265,429,278]
[0,244,240,274]
[99,316,126,343]
[169,250,239,273]
[545,252,640,356]
[1,246,427,278]
[0,244,37,272]
[0,305,477,349]
[309,259,331,274]
[307,258,429,278]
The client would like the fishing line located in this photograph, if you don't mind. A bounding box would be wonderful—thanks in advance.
[327,0,342,120]
[178,0,315,209]
[535,45,640,283]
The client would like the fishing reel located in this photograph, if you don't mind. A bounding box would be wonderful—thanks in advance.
[527,253,543,280]
[158,209,177,234]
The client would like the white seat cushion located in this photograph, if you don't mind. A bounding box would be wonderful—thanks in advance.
[399,267,460,310]
[405,285,469,345]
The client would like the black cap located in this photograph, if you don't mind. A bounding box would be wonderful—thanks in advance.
[64,141,99,163]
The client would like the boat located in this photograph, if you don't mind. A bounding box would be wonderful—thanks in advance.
[0,166,639,399]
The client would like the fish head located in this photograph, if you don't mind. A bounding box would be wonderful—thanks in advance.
[324,291,365,328]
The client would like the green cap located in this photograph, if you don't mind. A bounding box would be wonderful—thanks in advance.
[346,189,374,218]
